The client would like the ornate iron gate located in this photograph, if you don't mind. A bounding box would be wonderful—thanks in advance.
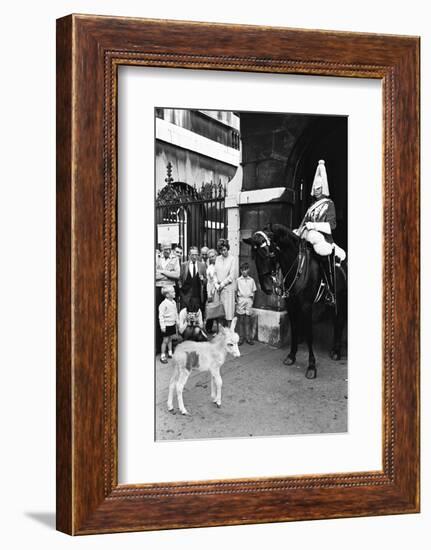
[156,164,227,255]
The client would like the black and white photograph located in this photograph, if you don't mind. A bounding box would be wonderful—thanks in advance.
[1,0,426,547]
[154,108,348,441]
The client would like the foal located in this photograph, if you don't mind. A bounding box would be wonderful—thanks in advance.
[167,318,240,415]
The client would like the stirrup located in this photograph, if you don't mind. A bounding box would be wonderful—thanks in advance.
[314,280,326,303]
[324,291,336,307]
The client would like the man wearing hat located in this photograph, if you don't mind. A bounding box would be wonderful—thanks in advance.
[295,159,342,306]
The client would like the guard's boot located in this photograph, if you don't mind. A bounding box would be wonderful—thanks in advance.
[246,315,255,345]
[321,251,336,307]
[237,314,245,345]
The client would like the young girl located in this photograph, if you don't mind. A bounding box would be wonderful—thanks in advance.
[158,286,178,364]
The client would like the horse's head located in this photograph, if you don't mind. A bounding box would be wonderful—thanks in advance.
[242,230,278,295]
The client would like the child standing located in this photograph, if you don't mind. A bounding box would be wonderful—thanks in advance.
[158,285,178,364]
[236,262,257,345]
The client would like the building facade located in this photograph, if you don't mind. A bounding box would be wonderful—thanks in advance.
[155,109,241,254]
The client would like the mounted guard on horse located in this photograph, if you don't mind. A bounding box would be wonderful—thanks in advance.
[295,159,346,308]
[243,159,347,379]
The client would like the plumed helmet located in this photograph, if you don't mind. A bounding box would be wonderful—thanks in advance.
[310,159,330,197]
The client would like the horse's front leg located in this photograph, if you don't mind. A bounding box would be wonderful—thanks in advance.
[330,307,341,360]
[303,304,316,379]
[330,291,346,360]
[283,301,298,366]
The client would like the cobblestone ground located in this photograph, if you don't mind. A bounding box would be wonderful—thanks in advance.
[155,341,348,441]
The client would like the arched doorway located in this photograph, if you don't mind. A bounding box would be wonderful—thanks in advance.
[155,179,227,255]
[289,117,348,252]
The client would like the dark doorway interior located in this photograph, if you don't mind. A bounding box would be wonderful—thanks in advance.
[239,112,348,313]
[292,117,348,252]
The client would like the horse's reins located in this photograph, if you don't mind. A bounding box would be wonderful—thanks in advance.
[257,232,305,299]
[278,244,306,298]
[257,230,340,306]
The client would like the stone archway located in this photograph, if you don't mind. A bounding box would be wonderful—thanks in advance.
[286,116,348,251]
[237,112,348,346]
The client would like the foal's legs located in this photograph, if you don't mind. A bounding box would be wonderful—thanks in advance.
[213,371,223,407]
[210,373,216,402]
[176,369,191,415]
[167,367,178,412]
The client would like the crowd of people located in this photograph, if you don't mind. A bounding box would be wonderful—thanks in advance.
[156,238,257,363]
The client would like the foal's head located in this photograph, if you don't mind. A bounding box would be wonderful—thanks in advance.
[215,318,240,358]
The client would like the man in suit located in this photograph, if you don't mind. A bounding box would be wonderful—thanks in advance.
[179,246,207,312]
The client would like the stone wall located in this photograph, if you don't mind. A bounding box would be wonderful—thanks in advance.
[155,141,237,193]
[237,112,348,347]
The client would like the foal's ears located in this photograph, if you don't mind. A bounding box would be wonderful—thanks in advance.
[230,317,238,332]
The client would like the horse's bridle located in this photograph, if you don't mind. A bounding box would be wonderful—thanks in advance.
[254,230,272,248]
[253,230,305,299]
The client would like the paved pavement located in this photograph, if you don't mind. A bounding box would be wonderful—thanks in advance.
[155,341,347,441]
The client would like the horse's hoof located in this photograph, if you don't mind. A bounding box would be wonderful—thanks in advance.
[167,407,175,414]
[181,410,190,416]
[283,356,296,366]
[216,403,221,409]
[330,350,341,361]
[305,368,317,379]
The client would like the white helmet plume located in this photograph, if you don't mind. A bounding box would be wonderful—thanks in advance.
[310,159,330,197]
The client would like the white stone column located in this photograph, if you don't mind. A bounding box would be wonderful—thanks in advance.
[224,153,292,348]
[225,164,243,267]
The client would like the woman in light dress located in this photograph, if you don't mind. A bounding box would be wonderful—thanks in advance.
[206,249,218,301]
[214,238,236,327]
[205,248,219,332]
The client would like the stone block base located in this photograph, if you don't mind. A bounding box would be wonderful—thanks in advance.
[252,308,290,347]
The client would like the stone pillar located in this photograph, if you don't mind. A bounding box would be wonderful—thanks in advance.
[225,164,243,267]
[236,112,302,347]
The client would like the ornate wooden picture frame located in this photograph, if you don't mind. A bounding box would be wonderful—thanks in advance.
[56,14,420,534]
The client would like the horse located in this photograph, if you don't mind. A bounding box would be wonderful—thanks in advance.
[243,224,347,379]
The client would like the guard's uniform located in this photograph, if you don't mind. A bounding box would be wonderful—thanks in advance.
[294,159,345,307]
[299,197,336,256]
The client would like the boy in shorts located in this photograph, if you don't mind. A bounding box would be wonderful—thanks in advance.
[236,262,257,345]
